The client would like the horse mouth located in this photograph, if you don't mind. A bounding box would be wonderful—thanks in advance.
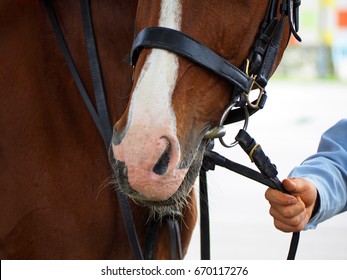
[109,145,204,216]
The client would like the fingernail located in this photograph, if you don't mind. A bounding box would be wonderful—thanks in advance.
[288,198,297,205]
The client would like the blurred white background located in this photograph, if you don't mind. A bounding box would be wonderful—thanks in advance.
[186,0,347,260]
[185,80,347,260]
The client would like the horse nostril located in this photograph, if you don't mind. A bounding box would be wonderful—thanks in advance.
[152,143,171,176]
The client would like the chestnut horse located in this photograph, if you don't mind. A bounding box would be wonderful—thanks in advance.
[0,0,298,259]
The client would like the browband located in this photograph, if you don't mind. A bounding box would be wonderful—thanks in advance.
[131,27,254,94]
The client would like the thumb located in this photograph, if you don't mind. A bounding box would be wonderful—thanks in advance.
[282,178,303,195]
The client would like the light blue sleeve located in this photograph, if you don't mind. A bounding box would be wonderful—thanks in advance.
[288,119,347,230]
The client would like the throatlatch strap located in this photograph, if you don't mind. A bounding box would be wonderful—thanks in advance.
[44,0,103,137]
[79,0,143,260]
[80,0,112,146]
[44,0,143,260]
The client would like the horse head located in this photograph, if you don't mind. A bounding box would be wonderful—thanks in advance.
[110,0,298,216]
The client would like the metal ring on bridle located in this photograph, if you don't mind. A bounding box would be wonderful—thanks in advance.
[219,103,249,148]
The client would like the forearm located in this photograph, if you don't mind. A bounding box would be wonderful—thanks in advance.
[289,119,347,229]
[290,161,347,229]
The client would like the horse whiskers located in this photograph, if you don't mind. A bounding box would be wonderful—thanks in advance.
[96,175,115,200]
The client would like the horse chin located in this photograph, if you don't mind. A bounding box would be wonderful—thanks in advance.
[109,144,205,218]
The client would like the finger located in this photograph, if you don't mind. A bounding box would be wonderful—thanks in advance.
[265,187,297,206]
[273,217,307,233]
[269,199,308,233]
[269,204,306,225]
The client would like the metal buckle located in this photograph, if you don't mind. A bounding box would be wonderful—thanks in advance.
[242,79,265,110]
[243,59,265,110]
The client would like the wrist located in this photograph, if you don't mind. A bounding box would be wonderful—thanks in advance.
[310,191,320,220]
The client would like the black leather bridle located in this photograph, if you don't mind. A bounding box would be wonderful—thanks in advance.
[131,0,302,260]
[131,0,301,125]
[45,0,301,260]
[131,0,301,260]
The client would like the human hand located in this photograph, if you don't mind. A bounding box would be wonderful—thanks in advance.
[265,178,318,232]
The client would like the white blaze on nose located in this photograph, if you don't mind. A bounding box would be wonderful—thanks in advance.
[131,0,182,129]
[112,0,186,201]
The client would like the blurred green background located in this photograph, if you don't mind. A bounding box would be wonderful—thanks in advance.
[276,0,347,81]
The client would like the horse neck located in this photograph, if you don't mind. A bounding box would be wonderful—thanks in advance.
[1,0,137,126]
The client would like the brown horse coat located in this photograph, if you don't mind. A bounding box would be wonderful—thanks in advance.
[0,0,196,259]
